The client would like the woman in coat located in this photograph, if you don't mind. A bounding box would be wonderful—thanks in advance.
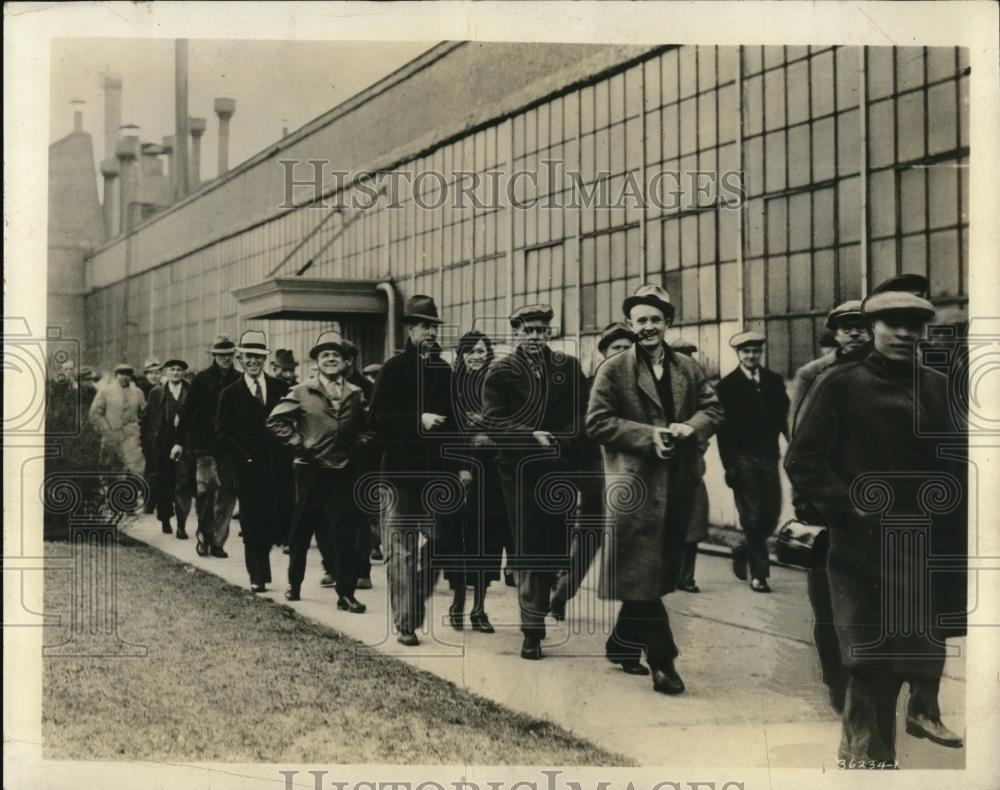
[443,330,510,633]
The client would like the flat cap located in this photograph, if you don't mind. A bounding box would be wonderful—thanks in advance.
[114,363,134,375]
[162,358,188,370]
[870,272,930,299]
[597,321,635,353]
[825,299,864,330]
[729,330,767,349]
[509,303,554,326]
[671,338,698,354]
[861,291,935,321]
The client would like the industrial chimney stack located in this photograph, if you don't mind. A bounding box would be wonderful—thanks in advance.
[214,97,236,176]
[174,39,190,199]
[188,116,206,190]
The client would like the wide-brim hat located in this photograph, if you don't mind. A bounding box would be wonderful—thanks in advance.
[597,321,635,353]
[622,284,675,323]
[509,303,555,327]
[143,356,162,373]
[825,299,865,330]
[310,329,349,359]
[236,329,270,355]
[402,294,444,324]
[208,334,236,354]
[162,358,188,370]
[870,273,930,299]
[730,330,767,349]
[861,291,935,322]
[273,349,299,368]
[114,363,134,375]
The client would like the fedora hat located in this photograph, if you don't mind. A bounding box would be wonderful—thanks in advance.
[143,356,162,373]
[402,294,444,325]
[236,329,270,355]
[597,321,635,353]
[273,349,299,368]
[622,283,675,323]
[114,363,134,375]
[208,333,236,354]
[162,358,188,370]
[310,329,349,359]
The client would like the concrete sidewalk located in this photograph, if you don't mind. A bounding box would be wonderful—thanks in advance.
[123,515,966,768]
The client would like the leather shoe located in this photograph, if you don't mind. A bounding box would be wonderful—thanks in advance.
[161,521,173,535]
[251,583,266,594]
[356,577,373,590]
[732,546,748,581]
[337,596,366,614]
[209,547,228,559]
[828,682,846,714]
[906,714,963,748]
[195,541,209,557]
[652,665,686,695]
[448,604,464,630]
[284,587,300,601]
[397,631,419,646]
[470,612,495,633]
[678,580,700,593]
[620,660,651,676]
[319,574,336,588]
[751,578,772,593]
[520,637,543,660]
[176,527,189,540]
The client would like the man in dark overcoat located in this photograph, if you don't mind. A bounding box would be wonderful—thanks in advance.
[173,334,241,558]
[141,358,194,537]
[216,330,293,592]
[482,303,588,661]
[587,284,722,694]
[368,295,457,645]
[786,291,966,763]
[716,330,790,592]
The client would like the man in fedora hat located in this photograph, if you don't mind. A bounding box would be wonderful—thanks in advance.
[716,329,789,593]
[482,302,589,660]
[173,334,240,558]
[217,331,294,592]
[141,358,194,537]
[268,328,371,611]
[136,357,163,398]
[368,294,457,645]
[786,291,966,763]
[271,349,300,386]
[587,284,722,693]
[90,363,147,476]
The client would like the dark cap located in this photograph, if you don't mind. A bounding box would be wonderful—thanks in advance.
[671,338,698,355]
[825,299,864,330]
[162,358,188,370]
[870,273,930,299]
[597,321,635,353]
[402,294,444,325]
[509,303,554,327]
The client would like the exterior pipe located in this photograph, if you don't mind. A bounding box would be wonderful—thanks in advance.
[377,281,396,358]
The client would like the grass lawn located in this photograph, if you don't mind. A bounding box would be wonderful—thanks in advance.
[42,538,632,765]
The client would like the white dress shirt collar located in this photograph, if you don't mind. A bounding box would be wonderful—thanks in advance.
[245,372,266,401]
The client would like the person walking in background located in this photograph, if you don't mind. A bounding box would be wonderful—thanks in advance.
[217,331,292,593]
[671,338,710,594]
[90,363,146,477]
[369,295,456,646]
[785,290,965,764]
[483,304,588,661]
[173,334,240,559]
[141,358,194,538]
[271,349,300,386]
[716,331,789,593]
[268,329,371,612]
[136,357,163,399]
[444,330,509,633]
[587,285,723,693]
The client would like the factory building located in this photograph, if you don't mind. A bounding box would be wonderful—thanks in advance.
[49,41,969,378]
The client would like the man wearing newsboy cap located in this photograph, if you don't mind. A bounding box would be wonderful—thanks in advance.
[587,284,722,694]
[716,330,790,593]
[786,290,966,764]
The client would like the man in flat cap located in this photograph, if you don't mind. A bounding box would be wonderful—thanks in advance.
[786,291,966,764]
[136,357,163,399]
[141,358,194,537]
[369,295,457,645]
[270,349,300,386]
[587,284,722,693]
[90,363,146,477]
[483,303,588,660]
[716,330,789,592]
[217,331,295,593]
[173,334,241,558]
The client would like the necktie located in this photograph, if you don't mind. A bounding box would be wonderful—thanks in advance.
[253,378,264,404]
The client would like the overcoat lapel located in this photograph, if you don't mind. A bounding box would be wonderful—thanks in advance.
[632,346,663,415]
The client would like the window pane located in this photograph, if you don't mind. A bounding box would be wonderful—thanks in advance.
[867,47,895,101]
[744,75,763,137]
[837,244,861,301]
[899,168,926,235]
[813,117,836,182]
[787,124,811,188]
[869,238,897,289]
[789,253,812,311]
[836,47,860,110]
[928,82,958,155]
[699,264,718,320]
[813,249,835,308]
[812,187,835,248]
[896,47,925,93]
[767,255,789,313]
[764,68,786,131]
[719,261,739,319]
[789,193,811,252]
[786,59,810,125]
[764,132,787,193]
[681,267,699,321]
[836,109,860,174]
[928,164,958,230]
[767,197,788,254]
[681,214,699,267]
[897,92,925,162]
[929,229,960,298]
[838,176,861,243]
[868,170,896,239]
[867,100,895,168]
[811,51,835,116]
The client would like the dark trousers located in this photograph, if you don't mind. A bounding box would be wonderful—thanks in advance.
[677,542,699,587]
[730,452,782,580]
[153,451,193,528]
[605,599,679,671]
[244,542,272,586]
[840,671,943,763]
[385,485,436,634]
[287,465,359,599]
[808,543,846,692]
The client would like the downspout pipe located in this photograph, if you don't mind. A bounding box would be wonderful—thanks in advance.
[376,281,396,358]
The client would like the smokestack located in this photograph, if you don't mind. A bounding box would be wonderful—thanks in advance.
[282,118,289,139]
[101,72,122,162]
[188,117,206,189]
[213,97,235,176]
[100,159,120,238]
[174,40,190,199]
[71,99,85,132]
[115,136,140,235]
[162,135,175,197]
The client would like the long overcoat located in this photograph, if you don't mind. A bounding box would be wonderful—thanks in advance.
[216,374,292,548]
[141,381,190,479]
[785,352,967,676]
[89,382,146,476]
[586,343,723,600]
